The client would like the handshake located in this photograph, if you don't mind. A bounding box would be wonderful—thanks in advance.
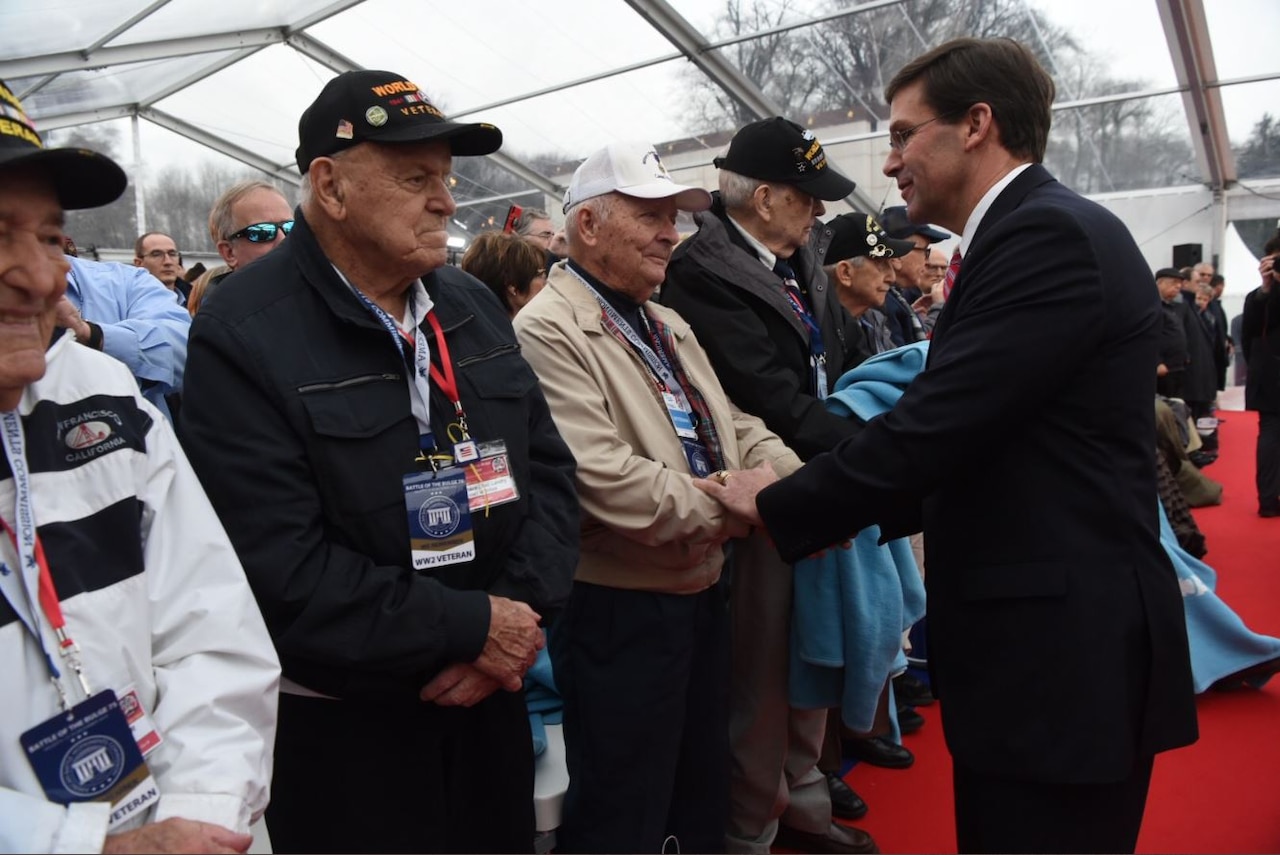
[693,460,780,527]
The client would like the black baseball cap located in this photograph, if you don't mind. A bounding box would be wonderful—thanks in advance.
[878,205,951,243]
[714,117,855,201]
[0,79,126,210]
[296,70,503,174]
[1154,267,1189,281]
[824,212,917,264]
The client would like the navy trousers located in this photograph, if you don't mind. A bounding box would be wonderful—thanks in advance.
[551,579,730,854]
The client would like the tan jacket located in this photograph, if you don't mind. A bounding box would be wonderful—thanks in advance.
[514,262,801,593]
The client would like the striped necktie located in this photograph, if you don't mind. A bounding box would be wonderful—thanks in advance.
[942,248,962,300]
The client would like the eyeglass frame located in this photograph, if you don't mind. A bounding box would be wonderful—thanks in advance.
[888,107,969,152]
[225,219,295,244]
[142,249,182,261]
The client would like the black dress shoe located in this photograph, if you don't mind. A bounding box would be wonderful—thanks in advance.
[892,672,935,707]
[774,821,879,854]
[896,704,925,735]
[825,771,868,820]
[1211,655,1280,690]
[843,735,914,769]
[1260,502,1280,519]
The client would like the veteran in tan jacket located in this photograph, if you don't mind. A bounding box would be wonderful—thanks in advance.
[514,142,800,854]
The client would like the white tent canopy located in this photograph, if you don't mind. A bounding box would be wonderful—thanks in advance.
[2,0,1278,265]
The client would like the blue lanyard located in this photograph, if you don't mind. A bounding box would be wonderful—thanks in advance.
[342,274,435,451]
[775,260,829,397]
[0,411,89,708]
[567,265,696,413]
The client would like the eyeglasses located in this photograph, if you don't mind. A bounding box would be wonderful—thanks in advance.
[227,220,294,243]
[144,249,181,261]
[888,108,967,152]
[529,230,555,240]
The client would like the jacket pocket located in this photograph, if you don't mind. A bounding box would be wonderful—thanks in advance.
[459,346,537,400]
[298,373,405,438]
[956,561,1068,602]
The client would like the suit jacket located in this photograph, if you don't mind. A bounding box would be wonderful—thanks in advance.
[758,164,1197,784]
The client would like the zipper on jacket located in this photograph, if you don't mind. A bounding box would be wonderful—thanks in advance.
[297,373,400,394]
[456,343,520,368]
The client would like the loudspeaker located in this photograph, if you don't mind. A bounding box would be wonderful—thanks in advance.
[1172,243,1203,269]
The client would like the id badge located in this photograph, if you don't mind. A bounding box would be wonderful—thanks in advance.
[20,690,160,829]
[814,354,829,400]
[463,440,520,512]
[404,468,475,569]
[681,438,713,478]
[661,391,699,439]
[117,685,163,757]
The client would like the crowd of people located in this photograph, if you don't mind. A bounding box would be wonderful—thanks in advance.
[3,33,1279,855]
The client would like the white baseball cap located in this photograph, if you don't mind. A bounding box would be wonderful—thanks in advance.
[563,142,712,214]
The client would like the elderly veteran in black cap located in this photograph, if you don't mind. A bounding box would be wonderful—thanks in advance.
[661,119,878,855]
[0,79,282,855]
[823,212,917,357]
[878,205,952,343]
[178,70,579,854]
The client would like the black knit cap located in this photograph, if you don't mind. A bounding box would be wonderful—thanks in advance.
[296,70,502,174]
[0,79,126,210]
[714,117,855,201]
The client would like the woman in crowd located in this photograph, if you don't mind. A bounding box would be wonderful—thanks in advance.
[461,231,548,316]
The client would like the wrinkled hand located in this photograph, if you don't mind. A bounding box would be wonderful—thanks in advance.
[421,662,503,706]
[473,596,543,691]
[103,818,251,854]
[691,461,778,527]
[54,297,93,344]
[911,293,933,316]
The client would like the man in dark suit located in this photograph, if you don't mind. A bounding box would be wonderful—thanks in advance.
[694,37,1198,854]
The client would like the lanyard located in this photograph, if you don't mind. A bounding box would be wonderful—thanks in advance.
[425,311,472,444]
[343,274,434,451]
[0,411,90,709]
[566,265,694,412]
[774,260,828,397]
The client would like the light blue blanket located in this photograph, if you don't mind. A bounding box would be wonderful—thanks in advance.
[1159,504,1280,692]
[790,343,929,731]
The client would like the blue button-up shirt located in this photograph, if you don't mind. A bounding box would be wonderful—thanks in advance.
[64,256,190,420]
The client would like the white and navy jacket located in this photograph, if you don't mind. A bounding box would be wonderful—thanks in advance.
[0,331,280,854]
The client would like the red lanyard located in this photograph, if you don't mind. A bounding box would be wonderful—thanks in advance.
[425,310,470,438]
[0,520,68,641]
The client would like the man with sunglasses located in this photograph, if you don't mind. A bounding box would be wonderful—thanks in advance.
[180,70,578,854]
[209,180,295,275]
[696,38,1198,854]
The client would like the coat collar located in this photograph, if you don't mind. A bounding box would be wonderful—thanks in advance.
[546,261,691,339]
[968,163,1056,252]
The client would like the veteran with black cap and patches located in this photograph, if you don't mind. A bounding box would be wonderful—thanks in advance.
[178,70,579,854]
[660,118,878,854]
[822,212,917,357]
[0,80,280,855]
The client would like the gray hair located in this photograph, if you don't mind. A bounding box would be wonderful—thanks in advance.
[564,194,616,250]
[718,169,766,213]
[513,208,552,236]
[209,180,286,244]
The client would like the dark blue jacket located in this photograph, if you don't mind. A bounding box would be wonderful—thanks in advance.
[758,165,1197,784]
[180,210,579,699]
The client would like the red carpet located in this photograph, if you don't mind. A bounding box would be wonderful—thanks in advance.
[830,410,1280,853]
